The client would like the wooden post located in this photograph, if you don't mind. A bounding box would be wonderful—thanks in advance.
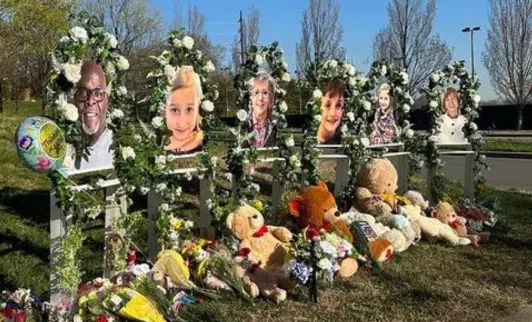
[103,186,126,278]
[49,189,68,304]
[464,148,475,200]
[334,156,350,197]
[199,178,215,238]
[147,190,161,262]
[271,159,284,207]
[426,164,436,206]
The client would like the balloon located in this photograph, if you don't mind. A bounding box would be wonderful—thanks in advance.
[15,116,67,174]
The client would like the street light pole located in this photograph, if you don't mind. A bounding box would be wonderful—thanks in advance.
[296,70,302,115]
[221,68,230,117]
[462,26,481,78]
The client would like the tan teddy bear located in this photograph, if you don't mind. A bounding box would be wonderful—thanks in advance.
[433,202,482,246]
[226,204,293,302]
[402,204,471,246]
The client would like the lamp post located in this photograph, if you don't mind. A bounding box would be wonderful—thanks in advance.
[221,67,230,117]
[461,26,481,78]
[295,70,302,115]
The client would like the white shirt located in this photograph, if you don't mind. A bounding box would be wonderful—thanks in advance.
[74,129,114,171]
[436,114,467,144]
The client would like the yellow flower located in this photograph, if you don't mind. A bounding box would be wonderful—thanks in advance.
[251,200,264,211]
[170,218,182,230]
[196,259,209,278]
[78,295,89,307]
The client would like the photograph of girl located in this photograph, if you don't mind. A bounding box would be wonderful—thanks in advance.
[317,79,345,144]
[165,66,204,155]
[370,83,398,145]
[244,72,277,148]
[435,87,467,143]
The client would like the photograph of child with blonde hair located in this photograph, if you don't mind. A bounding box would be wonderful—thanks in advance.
[370,83,398,145]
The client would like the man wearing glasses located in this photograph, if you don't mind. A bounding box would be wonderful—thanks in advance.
[73,61,113,170]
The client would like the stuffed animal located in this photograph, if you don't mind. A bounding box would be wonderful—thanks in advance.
[404,190,429,210]
[226,204,293,302]
[354,158,419,250]
[401,204,471,246]
[433,202,482,246]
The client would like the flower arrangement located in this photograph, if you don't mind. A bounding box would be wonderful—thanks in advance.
[0,288,43,322]
[456,197,499,232]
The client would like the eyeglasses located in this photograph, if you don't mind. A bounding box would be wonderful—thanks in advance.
[76,87,106,102]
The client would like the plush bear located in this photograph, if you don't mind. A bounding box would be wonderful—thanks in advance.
[226,204,293,302]
[433,202,482,246]
[354,159,419,250]
[401,204,471,246]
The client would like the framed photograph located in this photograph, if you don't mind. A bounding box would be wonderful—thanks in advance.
[317,79,345,144]
[434,87,468,144]
[245,72,278,148]
[369,83,398,145]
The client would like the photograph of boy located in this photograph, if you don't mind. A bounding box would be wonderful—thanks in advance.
[435,87,467,143]
[317,79,345,144]
[243,72,277,148]
[369,83,398,145]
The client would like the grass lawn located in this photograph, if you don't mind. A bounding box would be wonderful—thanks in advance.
[1,102,532,321]
[483,139,532,153]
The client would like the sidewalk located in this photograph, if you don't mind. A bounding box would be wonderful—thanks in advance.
[496,306,532,322]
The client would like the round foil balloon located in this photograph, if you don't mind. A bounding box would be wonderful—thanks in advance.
[15,116,66,173]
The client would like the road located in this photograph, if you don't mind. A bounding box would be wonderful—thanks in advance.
[439,155,532,192]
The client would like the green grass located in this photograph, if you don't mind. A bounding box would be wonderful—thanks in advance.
[2,102,532,321]
[483,139,532,153]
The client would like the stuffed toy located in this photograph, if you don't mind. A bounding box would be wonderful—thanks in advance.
[226,204,293,302]
[433,202,482,246]
[401,204,471,246]
[404,190,429,211]
[354,158,419,250]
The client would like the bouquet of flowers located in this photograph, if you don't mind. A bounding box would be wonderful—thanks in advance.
[457,197,499,232]
[0,288,43,322]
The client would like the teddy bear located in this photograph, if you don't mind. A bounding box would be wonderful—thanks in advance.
[401,204,471,246]
[354,158,419,250]
[288,181,387,271]
[226,204,293,302]
[433,202,482,246]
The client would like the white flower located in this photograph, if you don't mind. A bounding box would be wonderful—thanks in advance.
[63,103,79,121]
[196,50,203,59]
[183,36,194,49]
[134,134,142,142]
[152,116,164,128]
[317,258,333,271]
[431,73,440,83]
[165,65,177,81]
[348,77,356,87]
[347,64,356,76]
[201,100,215,112]
[380,65,387,76]
[63,62,82,84]
[480,154,487,161]
[250,183,261,193]
[117,86,127,96]
[210,156,218,165]
[73,315,83,322]
[406,129,414,138]
[289,154,299,166]
[313,114,322,122]
[184,220,194,229]
[358,76,368,87]
[279,101,288,113]
[139,187,149,195]
[282,61,288,69]
[204,60,215,73]
[156,183,167,192]
[282,73,291,82]
[318,240,337,256]
[473,94,481,103]
[327,60,338,68]
[224,172,233,182]
[363,100,372,111]
[429,100,439,109]
[403,104,411,113]
[360,137,370,147]
[400,72,409,84]
[247,78,255,88]
[116,56,129,70]
[429,135,439,142]
[155,155,167,169]
[69,26,88,43]
[160,203,170,212]
[285,136,295,147]
[254,54,263,65]
[312,89,323,99]
[169,231,179,241]
[173,38,183,47]
[347,112,355,122]
[59,36,70,43]
[469,122,478,131]
[236,109,248,122]
[121,146,136,160]
[106,33,118,48]
[110,109,124,120]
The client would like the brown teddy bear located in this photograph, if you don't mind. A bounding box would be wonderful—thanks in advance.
[433,202,482,246]
[354,159,419,250]
[226,204,293,302]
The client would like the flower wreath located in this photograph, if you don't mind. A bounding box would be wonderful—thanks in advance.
[424,61,486,198]
[227,42,294,200]
[300,58,372,188]
[364,61,425,179]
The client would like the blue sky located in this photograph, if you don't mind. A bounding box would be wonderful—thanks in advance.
[150,0,496,100]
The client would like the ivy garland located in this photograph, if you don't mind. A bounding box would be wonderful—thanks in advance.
[424,61,487,199]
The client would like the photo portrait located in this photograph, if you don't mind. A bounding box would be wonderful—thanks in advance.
[18,136,33,151]
[244,71,277,148]
[370,83,398,145]
[435,87,467,144]
[317,79,345,144]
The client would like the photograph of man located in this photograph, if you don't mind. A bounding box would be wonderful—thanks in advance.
[317,79,345,144]
[369,83,398,145]
[243,72,277,148]
[73,61,113,170]
[164,66,204,155]
[435,87,467,143]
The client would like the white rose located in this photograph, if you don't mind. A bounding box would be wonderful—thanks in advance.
[381,65,387,76]
[285,136,295,147]
[184,220,194,229]
[347,112,355,122]
[340,124,348,133]
[201,100,215,112]
[282,73,291,82]
[469,122,478,131]
[254,54,263,65]
[363,100,372,111]
[165,65,177,81]
[152,116,164,128]
[429,100,439,109]
[327,60,338,68]
[360,137,370,147]
[155,155,166,169]
[282,61,288,69]
[236,109,248,121]
[348,77,356,87]
[183,36,194,49]
[63,104,79,121]
[204,60,215,73]
[117,86,127,96]
[156,183,167,192]
[431,73,440,83]
[59,36,70,43]
[121,146,136,160]
[358,76,368,87]
[225,172,233,182]
[313,114,322,122]
[429,135,439,142]
[196,50,203,59]
[172,38,183,48]
[403,104,411,113]
[400,72,409,84]
[69,26,88,43]
[279,101,288,113]
[317,258,332,270]
[406,129,414,138]
[134,134,142,142]
[116,56,129,70]
[347,64,356,76]
[312,89,323,99]
[106,33,118,48]
[110,109,124,120]
[63,62,82,84]
[473,94,481,103]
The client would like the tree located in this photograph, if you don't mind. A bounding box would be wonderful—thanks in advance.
[372,0,452,94]
[231,5,260,70]
[295,0,345,76]
[186,5,225,68]
[483,0,532,130]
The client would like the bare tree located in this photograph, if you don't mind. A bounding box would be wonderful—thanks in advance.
[483,0,532,130]
[372,0,452,94]
[295,0,345,76]
[231,5,260,70]
[186,5,225,67]
[172,0,184,29]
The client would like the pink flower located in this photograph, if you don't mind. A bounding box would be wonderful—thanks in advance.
[36,157,52,173]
